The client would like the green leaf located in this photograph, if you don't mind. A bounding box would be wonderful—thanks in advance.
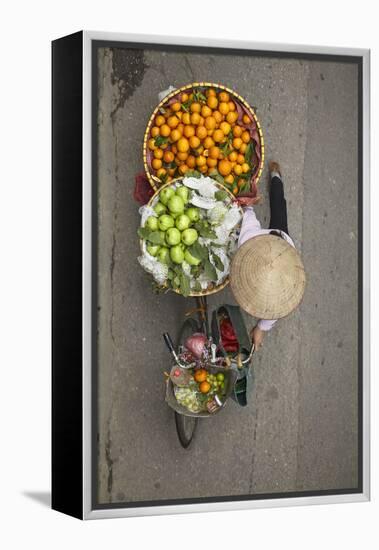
[185,169,202,178]
[215,190,228,201]
[188,241,208,260]
[193,281,202,292]
[138,227,151,240]
[244,142,253,164]
[212,252,224,271]
[179,272,191,297]
[203,259,217,281]
[199,226,217,240]
[147,231,166,245]
[154,135,169,147]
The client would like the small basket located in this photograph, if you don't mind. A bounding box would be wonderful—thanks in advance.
[143,82,265,192]
[165,363,238,418]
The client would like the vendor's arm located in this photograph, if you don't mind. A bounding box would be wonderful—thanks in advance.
[251,320,277,350]
[238,207,262,246]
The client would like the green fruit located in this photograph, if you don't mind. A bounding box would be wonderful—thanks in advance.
[146,244,160,257]
[145,216,158,231]
[154,202,167,216]
[157,247,170,264]
[170,245,185,264]
[175,214,191,231]
[185,207,200,222]
[181,228,198,246]
[216,373,225,382]
[184,249,201,266]
[166,227,181,246]
[159,187,175,205]
[175,186,189,204]
[167,195,185,214]
[158,214,175,231]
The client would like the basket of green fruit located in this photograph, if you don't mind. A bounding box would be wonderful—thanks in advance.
[137,175,243,296]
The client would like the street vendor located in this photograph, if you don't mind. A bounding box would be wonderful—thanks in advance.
[230,161,306,351]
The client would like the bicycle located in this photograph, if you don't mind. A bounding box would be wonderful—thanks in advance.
[163,295,255,448]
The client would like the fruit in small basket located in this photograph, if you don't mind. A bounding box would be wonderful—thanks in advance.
[145,216,159,231]
[185,207,200,223]
[166,227,181,246]
[158,214,175,231]
[175,214,191,231]
[170,244,185,264]
[175,186,189,204]
[199,381,211,394]
[146,244,160,257]
[167,195,185,214]
[184,249,201,266]
[194,369,207,383]
[154,202,167,216]
[216,372,225,382]
[157,247,170,264]
[159,187,175,205]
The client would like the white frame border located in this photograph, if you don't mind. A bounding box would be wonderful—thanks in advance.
[82,31,370,520]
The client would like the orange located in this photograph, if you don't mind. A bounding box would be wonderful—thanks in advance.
[154,149,164,159]
[219,102,230,115]
[203,136,215,149]
[179,164,189,175]
[199,165,208,174]
[207,88,217,97]
[163,150,174,163]
[181,92,189,103]
[184,125,195,138]
[170,129,181,142]
[224,174,234,184]
[196,145,204,155]
[196,155,207,167]
[242,163,250,173]
[240,143,247,153]
[171,101,181,112]
[206,157,218,168]
[213,110,223,123]
[194,369,207,383]
[226,111,238,124]
[176,111,183,120]
[233,137,243,150]
[148,138,157,151]
[189,135,201,149]
[241,130,250,143]
[213,129,224,143]
[177,151,189,161]
[171,144,178,154]
[190,112,201,125]
[207,95,218,109]
[199,381,211,394]
[167,116,179,129]
[219,91,230,102]
[228,101,236,111]
[201,105,212,118]
[233,187,239,195]
[190,102,201,113]
[205,116,216,130]
[243,114,251,124]
[229,151,238,162]
[220,121,231,135]
[182,112,191,125]
[152,158,162,170]
[177,137,190,153]
[155,114,165,127]
[151,126,160,137]
[187,155,196,168]
[196,126,207,140]
[238,178,245,188]
[160,124,171,137]
[198,116,205,126]
[233,164,242,176]
[209,146,221,160]
[233,125,243,137]
[156,168,167,179]
[218,159,232,176]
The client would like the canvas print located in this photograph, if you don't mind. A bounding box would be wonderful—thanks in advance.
[93,43,361,508]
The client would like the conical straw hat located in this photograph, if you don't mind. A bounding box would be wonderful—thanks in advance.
[230,234,306,319]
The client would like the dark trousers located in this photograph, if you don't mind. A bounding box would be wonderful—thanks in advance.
[269,176,289,235]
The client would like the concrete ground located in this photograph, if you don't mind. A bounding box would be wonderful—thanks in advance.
[96,46,359,504]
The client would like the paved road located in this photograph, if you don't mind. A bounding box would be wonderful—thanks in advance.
[96,47,359,504]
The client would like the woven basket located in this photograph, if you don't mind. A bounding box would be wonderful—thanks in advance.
[143,82,265,192]
[140,178,242,297]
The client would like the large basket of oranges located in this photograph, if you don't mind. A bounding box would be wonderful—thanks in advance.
[143,83,264,196]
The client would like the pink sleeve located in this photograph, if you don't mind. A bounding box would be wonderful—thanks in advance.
[257,319,277,331]
[238,207,262,246]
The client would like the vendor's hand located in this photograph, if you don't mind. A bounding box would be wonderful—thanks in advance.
[251,325,265,351]
[234,194,262,207]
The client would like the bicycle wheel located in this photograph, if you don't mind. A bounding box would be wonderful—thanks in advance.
[174,318,199,449]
